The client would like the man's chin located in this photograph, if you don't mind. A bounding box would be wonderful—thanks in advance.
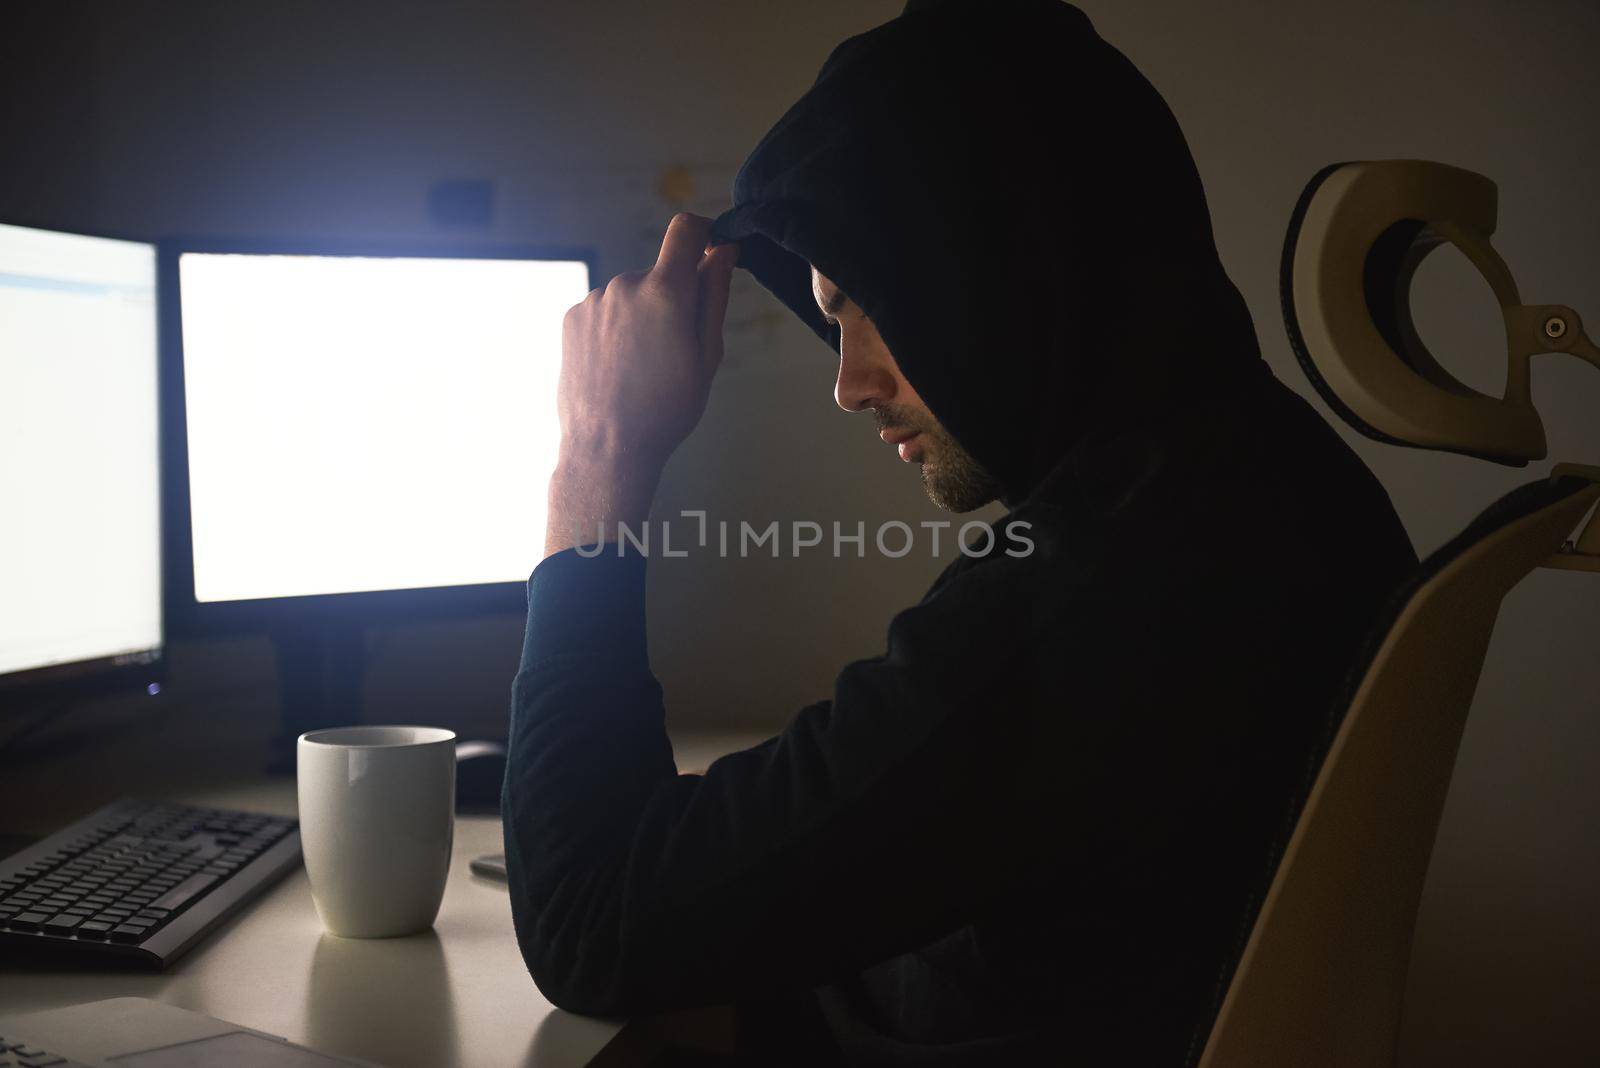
[920,464,993,514]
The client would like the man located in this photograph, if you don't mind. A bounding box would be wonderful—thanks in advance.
[503,1,1417,1063]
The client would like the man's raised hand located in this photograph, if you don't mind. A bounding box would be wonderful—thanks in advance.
[545,213,739,558]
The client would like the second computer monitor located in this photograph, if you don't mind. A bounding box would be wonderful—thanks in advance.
[166,242,591,622]
[1,222,163,711]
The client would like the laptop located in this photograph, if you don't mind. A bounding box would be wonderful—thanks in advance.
[0,999,375,1067]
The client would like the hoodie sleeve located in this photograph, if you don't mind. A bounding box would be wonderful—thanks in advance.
[502,544,1066,1017]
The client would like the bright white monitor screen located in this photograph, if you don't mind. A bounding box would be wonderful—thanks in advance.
[178,251,589,603]
[0,223,161,677]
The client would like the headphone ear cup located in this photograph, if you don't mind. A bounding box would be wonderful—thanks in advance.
[1281,159,1546,466]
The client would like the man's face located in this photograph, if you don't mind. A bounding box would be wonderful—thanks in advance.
[812,268,999,513]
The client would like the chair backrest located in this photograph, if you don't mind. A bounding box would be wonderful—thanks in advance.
[1197,475,1600,1068]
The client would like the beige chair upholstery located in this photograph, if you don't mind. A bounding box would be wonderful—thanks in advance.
[1197,475,1599,1068]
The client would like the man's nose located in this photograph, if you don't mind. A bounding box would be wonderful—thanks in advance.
[834,340,898,413]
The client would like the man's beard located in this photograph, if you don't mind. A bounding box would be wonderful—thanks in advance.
[874,406,1000,513]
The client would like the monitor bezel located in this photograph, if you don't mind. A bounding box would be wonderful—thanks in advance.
[0,217,166,713]
[0,650,164,715]
[158,235,596,636]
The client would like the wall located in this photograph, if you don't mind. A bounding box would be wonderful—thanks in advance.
[2,1,1597,1063]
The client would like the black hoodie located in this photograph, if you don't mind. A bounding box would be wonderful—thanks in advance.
[502,2,1417,1063]
[708,0,1271,503]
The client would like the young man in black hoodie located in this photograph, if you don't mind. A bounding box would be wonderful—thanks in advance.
[502,1,1418,1063]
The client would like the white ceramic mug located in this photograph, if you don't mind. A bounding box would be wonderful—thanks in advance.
[297,725,457,938]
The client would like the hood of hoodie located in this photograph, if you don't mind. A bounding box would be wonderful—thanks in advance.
[710,0,1264,505]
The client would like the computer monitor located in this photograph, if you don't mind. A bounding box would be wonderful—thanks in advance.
[160,239,592,744]
[0,222,163,711]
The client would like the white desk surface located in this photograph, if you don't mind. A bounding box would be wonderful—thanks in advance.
[0,730,769,1067]
[0,777,627,1067]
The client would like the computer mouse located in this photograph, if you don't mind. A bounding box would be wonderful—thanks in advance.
[455,739,508,813]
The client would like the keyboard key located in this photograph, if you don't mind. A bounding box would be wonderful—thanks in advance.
[108,925,147,943]
[7,912,48,931]
[77,921,113,938]
[150,873,219,912]
[43,915,82,933]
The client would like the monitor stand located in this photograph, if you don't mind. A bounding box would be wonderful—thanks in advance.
[267,621,366,774]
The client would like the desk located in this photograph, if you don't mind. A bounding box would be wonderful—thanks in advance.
[0,777,628,1066]
[1,700,765,1066]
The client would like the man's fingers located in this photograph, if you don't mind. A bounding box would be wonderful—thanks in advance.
[696,241,739,374]
[654,213,714,280]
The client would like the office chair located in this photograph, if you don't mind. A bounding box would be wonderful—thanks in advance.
[1197,160,1600,1068]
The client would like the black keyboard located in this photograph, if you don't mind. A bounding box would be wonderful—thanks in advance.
[0,799,300,968]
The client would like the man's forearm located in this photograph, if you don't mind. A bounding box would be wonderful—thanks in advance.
[504,546,677,1013]
[543,446,665,559]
